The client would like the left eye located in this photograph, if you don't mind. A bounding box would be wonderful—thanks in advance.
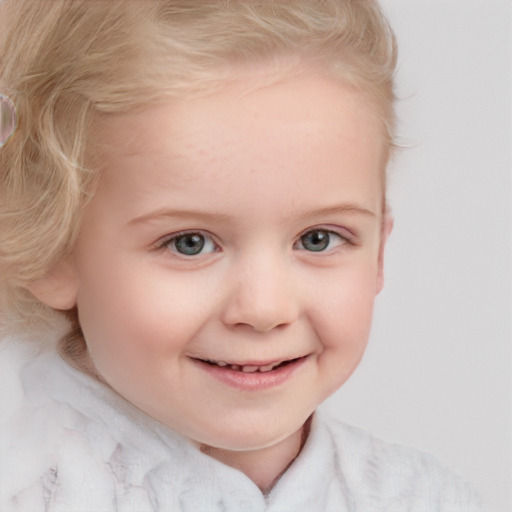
[295,229,347,252]
[164,232,217,256]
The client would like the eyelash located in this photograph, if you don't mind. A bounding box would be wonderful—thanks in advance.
[156,227,354,258]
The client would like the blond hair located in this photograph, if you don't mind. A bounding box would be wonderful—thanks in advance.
[0,0,397,346]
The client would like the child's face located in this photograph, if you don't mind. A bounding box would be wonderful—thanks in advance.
[49,72,390,451]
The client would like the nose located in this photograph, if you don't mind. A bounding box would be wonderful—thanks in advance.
[220,254,299,332]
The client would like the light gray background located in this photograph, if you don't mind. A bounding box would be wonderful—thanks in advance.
[324,1,511,511]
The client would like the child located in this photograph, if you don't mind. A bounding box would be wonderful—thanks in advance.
[0,1,480,510]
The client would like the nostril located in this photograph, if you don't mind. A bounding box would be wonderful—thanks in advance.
[229,317,292,333]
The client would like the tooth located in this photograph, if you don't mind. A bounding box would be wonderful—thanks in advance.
[259,362,281,372]
[241,365,259,373]
[216,361,228,367]
[230,365,241,371]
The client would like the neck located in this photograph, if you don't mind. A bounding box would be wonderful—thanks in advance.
[201,416,312,494]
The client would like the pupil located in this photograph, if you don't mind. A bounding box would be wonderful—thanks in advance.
[175,234,205,255]
[302,230,329,251]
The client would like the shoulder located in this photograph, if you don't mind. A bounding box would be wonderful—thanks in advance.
[317,411,482,511]
[0,337,209,511]
[0,338,120,510]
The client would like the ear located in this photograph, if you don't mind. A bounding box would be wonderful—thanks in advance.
[376,210,394,294]
[27,259,79,311]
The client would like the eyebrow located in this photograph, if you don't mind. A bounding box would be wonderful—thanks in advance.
[293,204,377,222]
[129,203,376,226]
[129,208,233,226]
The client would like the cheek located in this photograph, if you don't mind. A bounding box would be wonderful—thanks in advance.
[309,269,376,400]
[311,260,378,319]
[75,260,213,364]
[307,262,378,357]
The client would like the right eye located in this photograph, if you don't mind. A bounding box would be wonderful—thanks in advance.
[162,231,218,256]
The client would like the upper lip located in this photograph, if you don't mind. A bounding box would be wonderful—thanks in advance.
[192,355,307,372]
[195,356,305,366]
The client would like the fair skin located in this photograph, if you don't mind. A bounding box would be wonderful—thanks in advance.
[31,69,392,493]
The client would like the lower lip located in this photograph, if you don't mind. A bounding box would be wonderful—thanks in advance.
[193,357,308,391]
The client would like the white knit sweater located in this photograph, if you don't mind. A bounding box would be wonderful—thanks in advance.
[0,338,480,512]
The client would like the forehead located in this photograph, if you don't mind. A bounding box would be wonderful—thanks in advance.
[98,65,385,149]
[92,71,386,216]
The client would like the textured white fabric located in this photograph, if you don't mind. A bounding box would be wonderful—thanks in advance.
[0,338,481,512]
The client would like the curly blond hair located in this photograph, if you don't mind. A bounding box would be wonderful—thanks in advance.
[0,0,397,353]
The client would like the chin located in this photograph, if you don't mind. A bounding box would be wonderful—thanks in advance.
[193,413,310,453]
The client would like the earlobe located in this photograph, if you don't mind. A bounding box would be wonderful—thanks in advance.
[27,260,79,311]
[376,211,394,294]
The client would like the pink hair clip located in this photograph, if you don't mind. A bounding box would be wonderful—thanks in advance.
[0,94,17,147]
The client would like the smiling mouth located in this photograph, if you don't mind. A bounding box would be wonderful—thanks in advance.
[197,357,305,373]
